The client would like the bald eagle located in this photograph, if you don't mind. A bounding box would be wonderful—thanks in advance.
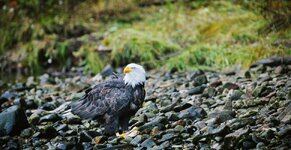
[71,63,146,135]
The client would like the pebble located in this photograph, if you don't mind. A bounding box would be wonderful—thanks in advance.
[0,64,290,149]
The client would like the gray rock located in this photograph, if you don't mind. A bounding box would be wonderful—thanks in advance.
[29,113,40,125]
[256,142,266,150]
[208,125,230,136]
[0,106,30,136]
[208,110,235,123]
[0,91,15,105]
[188,86,206,95]
[20,128,34,138]
[229,118,255,130]
[141,138,156,148]
[159,132,177,143]
[222,127,250,149]
[173,103,192,112]
[101,65,114,78]
[39,114,62,123]
[140,116,168,131]
[222,82,239,90]
[65,115,82,124]
[242,141,256,149]
[165,111,179,121]
[277,126,291,138]
[193,74,208,86]
[39,125,58,139]
[253,85,266,97]
[130,135,143,146]
[229,90,243,100]
[202,87,217,98]
[178,106,207,120]
[209,80,222,87]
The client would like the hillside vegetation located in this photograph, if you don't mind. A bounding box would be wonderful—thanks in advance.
[0,0,290,74]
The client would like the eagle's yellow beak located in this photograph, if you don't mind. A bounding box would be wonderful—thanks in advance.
[123,67,132,74]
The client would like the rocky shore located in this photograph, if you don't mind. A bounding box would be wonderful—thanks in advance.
[0,63,291,149]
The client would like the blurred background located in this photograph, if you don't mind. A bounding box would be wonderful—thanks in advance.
[0,0,290,77]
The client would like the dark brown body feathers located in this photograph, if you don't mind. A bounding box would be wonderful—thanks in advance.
[71,78,145,135]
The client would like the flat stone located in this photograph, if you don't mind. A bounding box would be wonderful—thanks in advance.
[0,106,30,136]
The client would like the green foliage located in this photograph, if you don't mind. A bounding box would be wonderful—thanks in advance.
[106,29,179,68]
[24,42,42,74]
[1,0,290,74]
[84,47,104,74]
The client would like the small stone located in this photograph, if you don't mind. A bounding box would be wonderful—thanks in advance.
[178,106,207,120]
[29,113,40,125]
[208,125,230,136]
[256,142,266,149]
[65,115,82,124]
[253,85,266,97]
[188,86,206,95]
[160,132,177,143]
[222,127,250,149]
[101,64,114,77]
[130,135,143,146]
[209,80,222,87]
[41,102,57,111]
[277,127,291,138]
[39,114,62,123]
[223,82,239,90]
[174,125,184,132]
[202,87,217,98]
[282,115,291,124]
[165,112,179,121]
[141,138,156,148]
[20,128,34,138]
[139,116,167,131]
[40,125,58,139]
[208,110,235,123]
[193,74,208,86]
[242,141,256,149]
[0,91,15,105]
[274,66,283,74]
[56,124,68,132]
[229,90,243,100]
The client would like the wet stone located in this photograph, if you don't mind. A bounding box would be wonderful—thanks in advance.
[208,110,235,123]
[242,141,256,149]
[130,135,143,146]
[209,80,222,87]
[188,86,206,95]
[223,82,239,90]
[229,90,243,100]
[39,114,62,123]
[20,128,34,138]
[39,125,58,139]
[159,132,177,143]
[208,125,230,136]
[178,106,207,120]
[141,138,156,149]
[193,74,208,86]
[0,91,15,104]
[0,106,30,136]
[41,102,57,111]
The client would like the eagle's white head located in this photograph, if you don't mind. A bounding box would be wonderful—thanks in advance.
[123,63,146,88]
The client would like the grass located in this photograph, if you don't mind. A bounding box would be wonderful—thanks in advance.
[1,0,290,74]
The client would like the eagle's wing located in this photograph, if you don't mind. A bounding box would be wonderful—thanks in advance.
[71,79,132,120]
